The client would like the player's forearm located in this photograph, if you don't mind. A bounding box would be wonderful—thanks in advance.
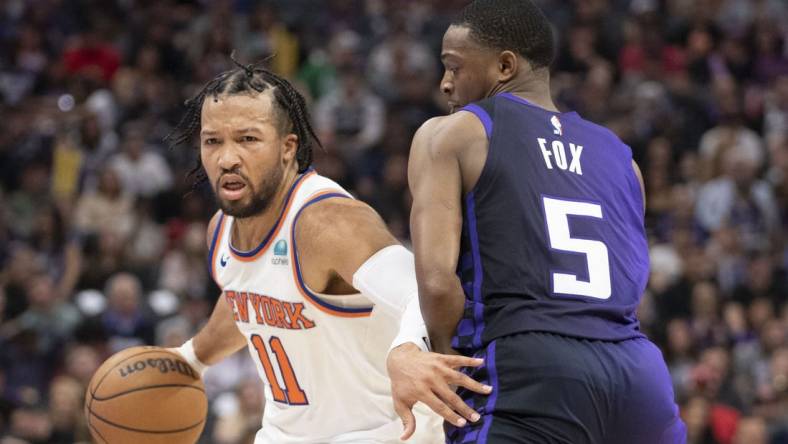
[352,245,430,351]
[191,295,247,366]
[418,272,466,354]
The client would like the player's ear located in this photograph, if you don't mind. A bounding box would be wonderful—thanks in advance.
[497,50,518,82]
[282,133,298,165]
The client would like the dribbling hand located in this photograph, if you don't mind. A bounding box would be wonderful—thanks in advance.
[386,342,492,441]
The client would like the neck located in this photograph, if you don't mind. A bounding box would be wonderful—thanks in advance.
[231,169,299,252]
[488,69,559,112]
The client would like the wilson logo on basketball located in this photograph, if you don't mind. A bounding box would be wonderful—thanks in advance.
[118,358,197,379]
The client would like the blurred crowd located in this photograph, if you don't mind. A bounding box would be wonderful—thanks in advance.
[0,0,786,443]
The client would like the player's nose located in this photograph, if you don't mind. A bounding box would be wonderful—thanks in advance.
[216,144,242,171]
[440,73,453,96]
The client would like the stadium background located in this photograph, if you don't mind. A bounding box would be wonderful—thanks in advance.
[0,0,786,443]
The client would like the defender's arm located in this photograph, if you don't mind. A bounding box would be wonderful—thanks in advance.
[407,117,468,354]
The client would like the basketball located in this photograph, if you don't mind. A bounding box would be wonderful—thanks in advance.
[84,346,207,444]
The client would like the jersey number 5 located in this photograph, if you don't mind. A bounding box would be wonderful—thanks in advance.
[250,334,308,405]
[542,196,611,299]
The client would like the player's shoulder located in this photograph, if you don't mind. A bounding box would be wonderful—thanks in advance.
[417,112,486,138]
[414,111,487,155]
[295,197,385,243]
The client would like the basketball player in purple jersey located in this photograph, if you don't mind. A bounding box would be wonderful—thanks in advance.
[388,1,687,442]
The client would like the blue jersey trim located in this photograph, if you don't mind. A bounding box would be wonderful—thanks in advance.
[466,192,485,349]
[291,193,374,315]
[206,212,225,281]
[229,169,312,258]
[479,341,498,444]
[461,104,493,140]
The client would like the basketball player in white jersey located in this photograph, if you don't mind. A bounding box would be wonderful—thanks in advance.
[165,61,490,443]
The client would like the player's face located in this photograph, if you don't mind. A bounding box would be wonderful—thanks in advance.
[440,25,501,113]
[200,92,297,218]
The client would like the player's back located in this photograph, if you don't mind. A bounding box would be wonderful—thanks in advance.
[454,93,649,351]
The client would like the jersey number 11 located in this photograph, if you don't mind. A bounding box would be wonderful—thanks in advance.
[251,334,309,405]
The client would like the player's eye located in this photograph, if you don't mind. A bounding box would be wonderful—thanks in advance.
[204,138,220,145]
[241,135,259,143]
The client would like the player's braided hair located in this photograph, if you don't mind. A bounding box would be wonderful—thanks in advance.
[452,0,555,69]
[166,55,320,187]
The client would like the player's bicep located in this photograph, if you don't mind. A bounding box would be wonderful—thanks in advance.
[297,199,399,287]
[408,120,464,279]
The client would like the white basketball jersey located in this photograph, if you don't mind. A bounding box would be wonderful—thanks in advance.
[208,170,442,444]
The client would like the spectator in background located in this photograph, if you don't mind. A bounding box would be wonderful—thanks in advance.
[155,293,210,348]
[2,405,54,444]
[212,378,265,444]
[315,66,385,162]
[298,29,361,101]
[100,272,154,353]
[124,199,167,287]
[61,27,120,83]
[6,163,50,241]
[28,205,82,301]
[77,228,127,291]
[690,280,727,349]
[61,345,102,390]
[732,416,769,444]
[74,111,119,192]
[109,123,173,198]
[236,5,299,77]
[695,146,779,251]
[47,375,88,443]
[8,25,47,102]
[73,168,134,241]
[699,81,764,179]
[764,75,788,138]
[5,274,81,354]
[366,13,435,101]
[158,222,209,300]
[1,246,43,320]
[665,318,697,401]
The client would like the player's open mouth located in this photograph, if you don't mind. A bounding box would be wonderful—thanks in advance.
[219,174,247,201]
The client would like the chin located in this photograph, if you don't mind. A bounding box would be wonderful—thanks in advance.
[219,198,270,219]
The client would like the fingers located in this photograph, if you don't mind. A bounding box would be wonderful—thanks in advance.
[421,391,469,428]
[442,354,484,369]
[447,369,493,395]
[434,383,481,423]
[394,400,416,441]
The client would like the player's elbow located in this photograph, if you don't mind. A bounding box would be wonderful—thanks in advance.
[417,271,460,305]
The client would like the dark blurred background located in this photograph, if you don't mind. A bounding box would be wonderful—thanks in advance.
[0,0,786,443]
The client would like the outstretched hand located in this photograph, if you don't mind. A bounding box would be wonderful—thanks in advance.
[386,343,492,441]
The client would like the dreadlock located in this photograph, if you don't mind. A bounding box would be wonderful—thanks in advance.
[165,55,321,187]
[452,0,555,69]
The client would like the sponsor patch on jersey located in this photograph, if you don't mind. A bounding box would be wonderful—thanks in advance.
[274,239,288,256]
[272,240,289,265]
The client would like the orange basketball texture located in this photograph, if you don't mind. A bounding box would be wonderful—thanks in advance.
[84,346,208,444]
